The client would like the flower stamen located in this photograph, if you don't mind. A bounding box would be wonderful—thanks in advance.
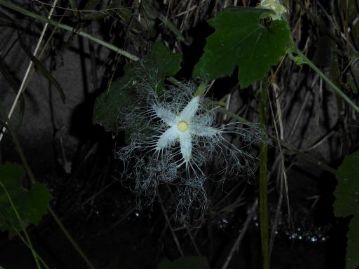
[177,120,189,132]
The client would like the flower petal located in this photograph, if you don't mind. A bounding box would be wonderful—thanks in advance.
[179,96,200,122]
[179,132,192,163]
[156,126,178,151]
[152,104,176,125]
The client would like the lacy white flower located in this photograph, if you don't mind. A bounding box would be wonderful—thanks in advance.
[116,81,263,214]
[119,82,262,179]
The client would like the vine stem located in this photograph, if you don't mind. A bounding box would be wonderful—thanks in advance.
[0,0,139,62]
[289,49,359,113]
[259,81,270,269]
[11,224,50,269]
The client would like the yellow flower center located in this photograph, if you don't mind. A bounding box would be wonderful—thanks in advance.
[177,120,189,132]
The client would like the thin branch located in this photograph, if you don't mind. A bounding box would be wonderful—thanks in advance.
[290,49,359,113]
[158,192,184,257]
[221,200,258,269]
[0,0,59,142]
[0,0,139,61]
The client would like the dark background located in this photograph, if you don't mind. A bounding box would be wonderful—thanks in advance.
[0,0,358,268]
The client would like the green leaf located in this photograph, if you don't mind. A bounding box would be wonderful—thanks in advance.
[193,8,292,88]
[159,256,209,269]
[146,42,182,83]
[334,152,359,216]
[94,42,182,132]
[0,163,51,233]
[334,151,359,269]
[93,72,135,132]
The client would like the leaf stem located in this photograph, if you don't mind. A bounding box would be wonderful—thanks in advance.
[0,0,139,61]
[289,49,359,113]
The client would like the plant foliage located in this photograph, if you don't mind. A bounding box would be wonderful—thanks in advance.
[193,8,292,88]
[0,163,51,233]
[334,151,359,269]
[94,42,182,132]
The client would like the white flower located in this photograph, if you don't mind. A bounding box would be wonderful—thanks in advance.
[143,85,264,179]
[114,81,265,217]
[152,95,219,168]
[117,81,263,208]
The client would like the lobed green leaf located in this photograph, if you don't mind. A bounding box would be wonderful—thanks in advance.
[193,8,292,88]
[0,163,51,233]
